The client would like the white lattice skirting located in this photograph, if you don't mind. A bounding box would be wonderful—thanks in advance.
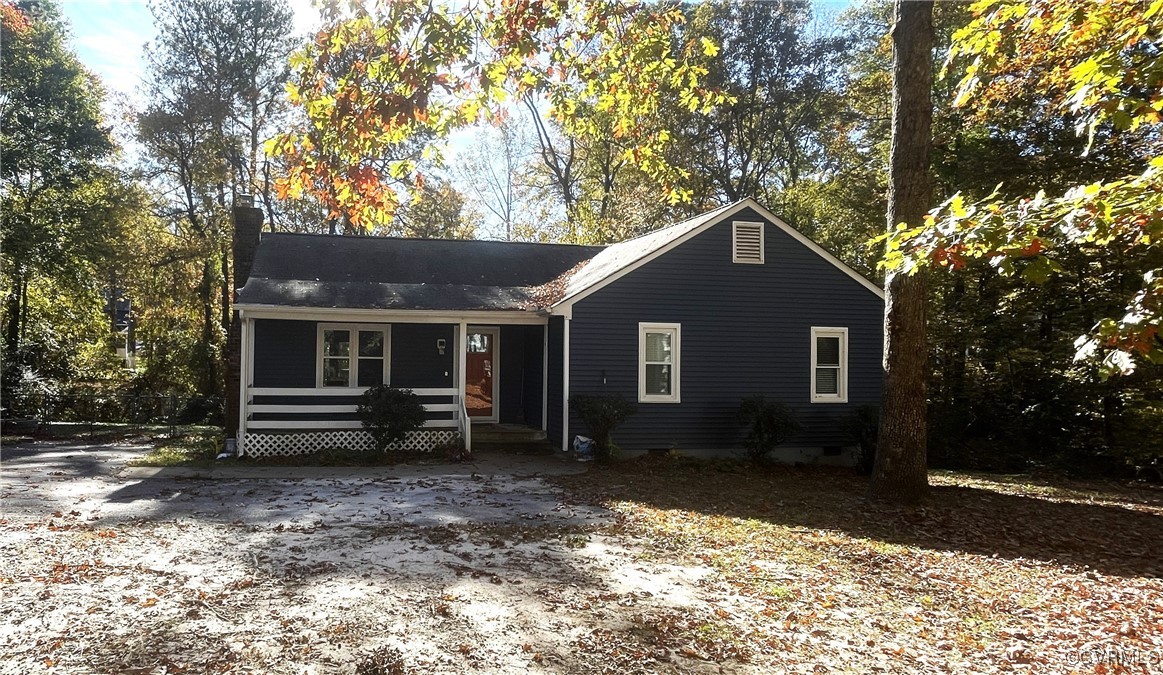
[240,429,459,457]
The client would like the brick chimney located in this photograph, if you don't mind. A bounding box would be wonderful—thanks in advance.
[225,196,264,444]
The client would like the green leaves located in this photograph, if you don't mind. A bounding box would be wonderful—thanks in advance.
[272,0,725,231]
[879,0,1163,375]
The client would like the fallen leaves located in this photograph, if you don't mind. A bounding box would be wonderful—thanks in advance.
[553,457,1163,672]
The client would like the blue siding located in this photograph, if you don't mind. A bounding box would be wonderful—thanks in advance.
[521,325,545,427]
[252,319,316,388]
[567,207,884,453]
[251,320,454,391]
[391,324,455,389]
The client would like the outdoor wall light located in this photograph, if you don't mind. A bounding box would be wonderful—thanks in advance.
[436,338,446,355]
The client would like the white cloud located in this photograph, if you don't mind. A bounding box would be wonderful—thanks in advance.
[60,0,154,98]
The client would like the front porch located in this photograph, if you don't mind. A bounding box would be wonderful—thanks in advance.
[236,312,549,458]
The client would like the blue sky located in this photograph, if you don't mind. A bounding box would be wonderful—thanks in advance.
[58,0,320,102]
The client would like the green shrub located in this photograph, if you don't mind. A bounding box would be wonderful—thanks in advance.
[846,405,880,475]
[738,396,799,463]
[356,385,428,452]
[571,393,637,462]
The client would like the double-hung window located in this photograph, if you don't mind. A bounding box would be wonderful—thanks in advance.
[639,323,680,403]
[811,327,848,403]
[318,324,389,388]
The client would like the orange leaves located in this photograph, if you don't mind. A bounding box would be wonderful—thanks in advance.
[930,243,970,270]
[270,0,722,228]
[0,1,30,35]
[1019,238,1044,256]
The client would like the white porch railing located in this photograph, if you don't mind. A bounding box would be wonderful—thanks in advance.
[245,387,464,431]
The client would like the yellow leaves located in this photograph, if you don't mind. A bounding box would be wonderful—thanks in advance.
[274,0,723,226]
[950,194,968,218]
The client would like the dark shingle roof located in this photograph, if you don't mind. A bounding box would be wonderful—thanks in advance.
[236,233,605,311]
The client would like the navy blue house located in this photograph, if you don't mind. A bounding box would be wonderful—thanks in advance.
[233,198,885,462]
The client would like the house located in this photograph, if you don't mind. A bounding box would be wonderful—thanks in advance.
[232,198,885,462]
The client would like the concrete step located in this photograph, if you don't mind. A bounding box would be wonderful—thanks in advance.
[471,425,547,444]
[472,440,557,455]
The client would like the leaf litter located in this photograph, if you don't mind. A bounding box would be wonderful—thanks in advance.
[3,441,1161,674]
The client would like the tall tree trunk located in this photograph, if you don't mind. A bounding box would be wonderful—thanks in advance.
[870,0,934,504]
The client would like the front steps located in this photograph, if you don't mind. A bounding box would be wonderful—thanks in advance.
[470,424,554,454]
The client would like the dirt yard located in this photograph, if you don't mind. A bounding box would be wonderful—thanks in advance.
[1,441,739,674]
[2,441,1162,674]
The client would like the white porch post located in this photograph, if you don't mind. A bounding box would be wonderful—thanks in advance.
[561,317,570,452]
[541,322,549,431]
[457,321,468,448]
[238,315,251,456]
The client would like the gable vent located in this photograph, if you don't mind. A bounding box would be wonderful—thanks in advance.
[732,221,765,264]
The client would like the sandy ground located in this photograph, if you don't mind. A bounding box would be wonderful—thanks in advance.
[0,440,755,674]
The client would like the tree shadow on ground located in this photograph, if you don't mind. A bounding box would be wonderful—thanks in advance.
[558,457,1163,579]
[0,440,148,479]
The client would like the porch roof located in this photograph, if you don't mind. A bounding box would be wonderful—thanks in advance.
[237,233,604,311]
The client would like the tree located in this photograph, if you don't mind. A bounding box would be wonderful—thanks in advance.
[393,179,476,240]
[869,0,934,504]
[879,0,1163,375]
[0,0,119,386]
[455,118,528,240]
[138,0,295,396]
[675,2,850,207]
[269,0,728,233]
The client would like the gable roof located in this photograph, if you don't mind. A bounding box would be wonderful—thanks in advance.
[236,233,603,311]
[548,198,884,312]
[234,198,883,315]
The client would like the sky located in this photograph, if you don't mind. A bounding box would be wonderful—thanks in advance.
[55,0,854,238]
[59,0,321,103]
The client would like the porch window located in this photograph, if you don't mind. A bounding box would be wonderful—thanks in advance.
[318,324,389,388]
[639,323,680,403]
[811,327,848,403]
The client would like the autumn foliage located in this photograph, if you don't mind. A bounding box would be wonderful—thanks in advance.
[269,0,728,232]
[879,0,1163,375]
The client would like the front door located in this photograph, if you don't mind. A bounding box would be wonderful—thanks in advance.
[465,328,498,422]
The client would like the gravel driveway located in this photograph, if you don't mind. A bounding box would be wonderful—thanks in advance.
[0,440,734,674]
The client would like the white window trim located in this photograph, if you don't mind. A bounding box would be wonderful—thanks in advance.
[316,323,391,388]
[731,220,765,264]
[638,322,681,403]
[810,326,848,403]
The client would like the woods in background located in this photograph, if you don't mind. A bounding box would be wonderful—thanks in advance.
[1,0,1159,476]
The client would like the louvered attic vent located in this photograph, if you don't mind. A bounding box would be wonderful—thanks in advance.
[732,221,765,264]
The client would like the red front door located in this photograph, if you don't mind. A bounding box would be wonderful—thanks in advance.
[465,330,496,420]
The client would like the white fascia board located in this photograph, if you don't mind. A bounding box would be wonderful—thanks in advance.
[548,198,884,315]
[234,304,549,324]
